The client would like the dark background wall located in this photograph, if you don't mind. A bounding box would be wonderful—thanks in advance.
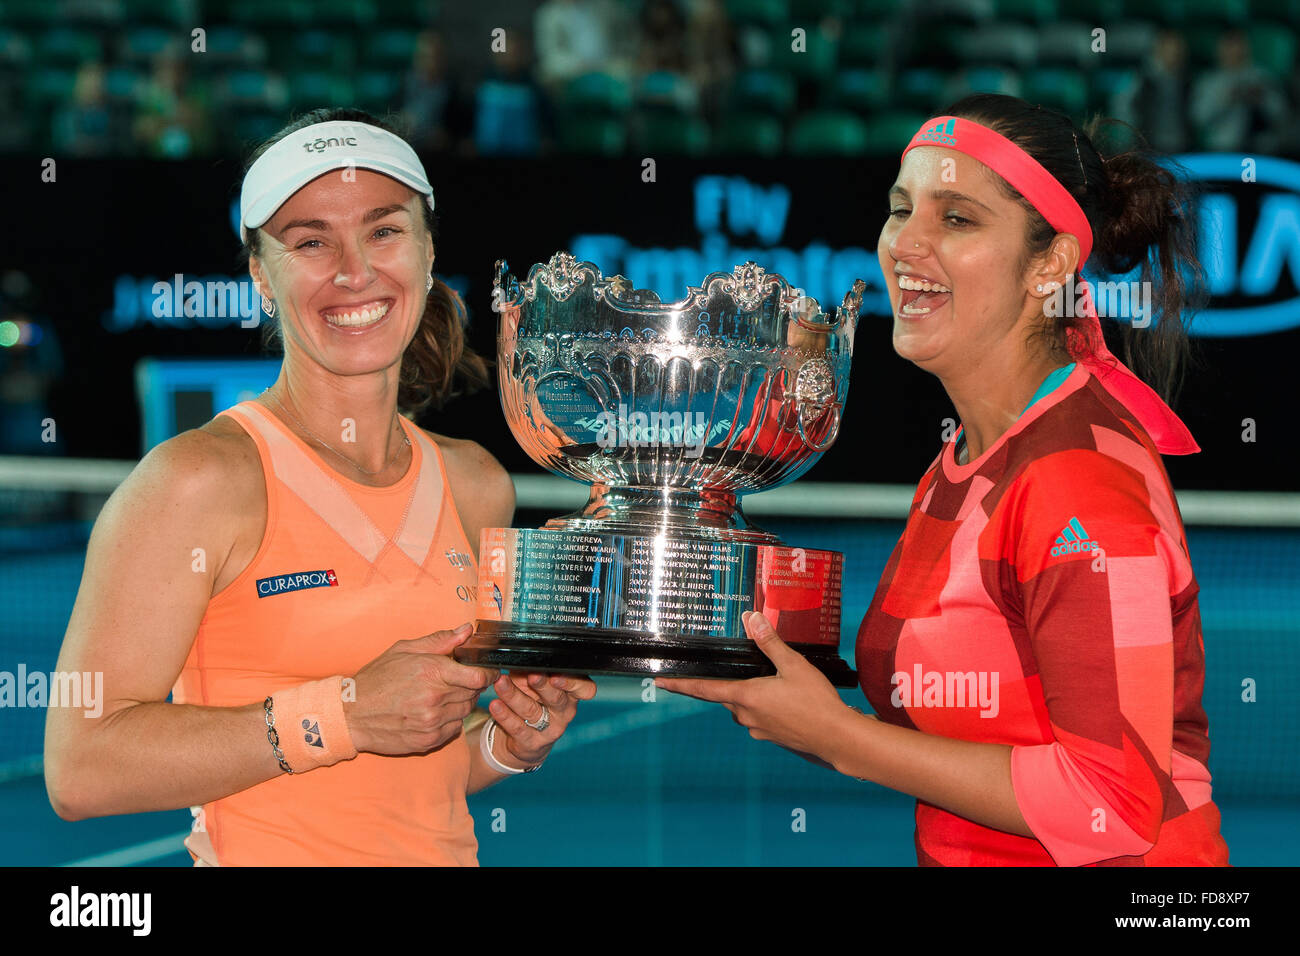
[1,154,1295,490]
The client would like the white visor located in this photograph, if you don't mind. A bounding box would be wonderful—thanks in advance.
[239,120,435,242]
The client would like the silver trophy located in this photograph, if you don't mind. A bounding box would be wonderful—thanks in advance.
[455,252,863,685]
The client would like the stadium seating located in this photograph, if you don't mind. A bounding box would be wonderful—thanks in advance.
[34,27,104,66]
[1246,24,1297,78]
[788,109,869,154]
[715,112,785,154]
[894,68,948,112]
[960,22,1040,68]
[1035,20,1097,70]
[726,69,798,115]
[993,0,1059,24]
[287,71,355,113]
[637,70,701,114]
[0,0,1289,160]
[769,20,840,82]
[633,112,711,155]
[1021,67,1088,118]
[355,70,403,114]
[820,68,890,114]
[860,109,931,155]
[726,0,791,28]
[944,66,1024,103]
[556,114,626,155]
[564,72,634,115]
[838,22,890,69]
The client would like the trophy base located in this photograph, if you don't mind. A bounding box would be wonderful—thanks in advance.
[457,621,858,688]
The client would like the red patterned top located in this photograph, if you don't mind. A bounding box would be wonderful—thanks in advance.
[855,364,1230,866]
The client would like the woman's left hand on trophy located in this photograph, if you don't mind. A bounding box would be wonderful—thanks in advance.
[489,672,598,765]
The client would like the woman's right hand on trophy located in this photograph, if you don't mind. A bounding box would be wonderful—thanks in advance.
[344,623,499,756]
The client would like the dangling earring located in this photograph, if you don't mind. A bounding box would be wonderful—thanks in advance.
[426,274,434,292]
[261,295,276,317]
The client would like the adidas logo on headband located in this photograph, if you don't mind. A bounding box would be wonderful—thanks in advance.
[915,118,956,147]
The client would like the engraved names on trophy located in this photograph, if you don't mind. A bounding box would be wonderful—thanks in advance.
[479,529,840,648]
[625,537,749,633]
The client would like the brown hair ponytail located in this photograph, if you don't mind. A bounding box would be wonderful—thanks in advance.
[1084,129,1206,405]
[400,274,490,415]
[944,93,1207,408]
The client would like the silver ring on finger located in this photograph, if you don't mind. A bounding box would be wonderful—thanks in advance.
[524,704,550,732]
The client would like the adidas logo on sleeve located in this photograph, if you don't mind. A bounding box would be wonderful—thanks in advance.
[1050,516,1099,556]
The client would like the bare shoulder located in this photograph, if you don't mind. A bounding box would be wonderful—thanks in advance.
[424,429,512,498]
[136,414,262,508]
[419,428,514,555]
[98,413,265,595]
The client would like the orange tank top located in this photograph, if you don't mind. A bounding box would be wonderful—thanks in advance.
[171,400,480,866]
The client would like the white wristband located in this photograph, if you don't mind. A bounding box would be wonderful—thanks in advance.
[480,718,543,775]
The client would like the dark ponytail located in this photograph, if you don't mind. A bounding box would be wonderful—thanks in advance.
[401,273,490,415]
[238,107,490,417]
[944,93,1206,407]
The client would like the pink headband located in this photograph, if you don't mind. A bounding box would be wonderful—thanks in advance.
[900,115,1199,456]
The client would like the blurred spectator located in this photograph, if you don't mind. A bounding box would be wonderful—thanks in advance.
[687,0,738,118]
[52,62,124,157]
[534,0,621,90]
[133,54,212,158]
[474,32,552,155]
[1113,30,1191,153]
[1191,29,1288,153]
[639,0,689,74]
[61,0,127,20]
[402,31,468,153]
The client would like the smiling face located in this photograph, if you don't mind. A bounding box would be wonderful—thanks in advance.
[878,147,1060,381]
[249,168,434,382]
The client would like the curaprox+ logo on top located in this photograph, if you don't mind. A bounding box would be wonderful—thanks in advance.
[256,569,339,598]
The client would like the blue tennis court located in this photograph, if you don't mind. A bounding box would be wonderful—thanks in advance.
[2,515,1296,866]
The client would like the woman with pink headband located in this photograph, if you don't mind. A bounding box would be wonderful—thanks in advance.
[661,93,1229,866]
[45,108,595,864]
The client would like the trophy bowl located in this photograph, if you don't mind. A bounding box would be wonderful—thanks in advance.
[455,252,863,686]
